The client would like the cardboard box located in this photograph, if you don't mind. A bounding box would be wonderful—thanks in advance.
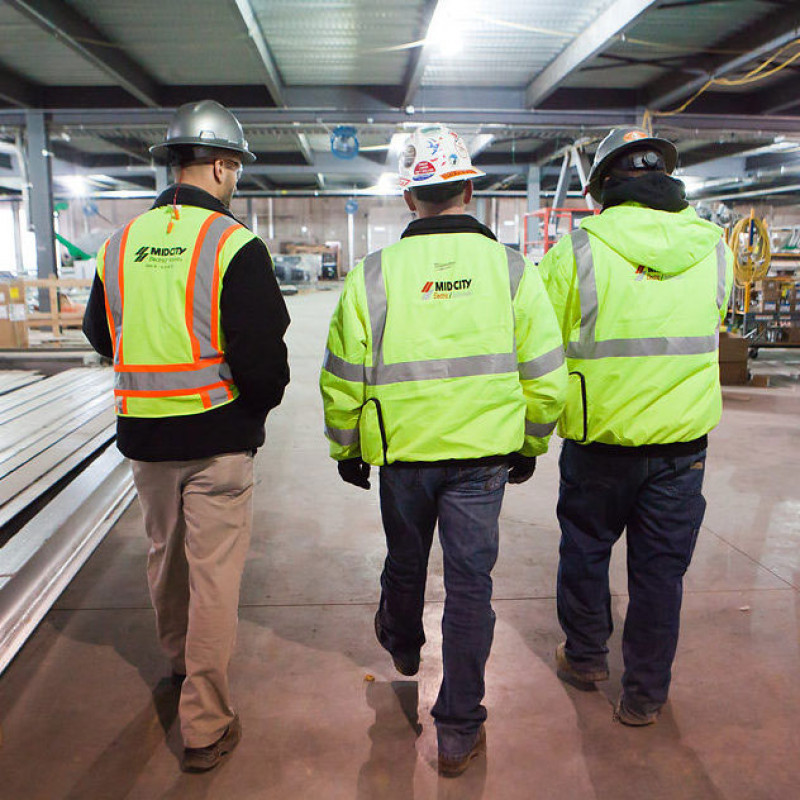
[719,361,748,385]
[718,332,748,363]
[0,281,28,348]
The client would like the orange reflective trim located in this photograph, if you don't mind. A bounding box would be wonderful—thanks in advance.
[121,396,128,414]
[116,220,135,366]
[115,357,224,373]
[115,380,233,399]
[186,212,223,362]
[211,224,242,351]
[200,391,212,409]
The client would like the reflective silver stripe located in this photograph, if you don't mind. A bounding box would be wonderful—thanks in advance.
[506,247,525,300]
[365,352,517,385]
[570,228,598,355]
[325,425,359,446]
[192,216,243,359]
[715,239,727,312]
[323,348,364,383]
[115,362,225,392]
[361,248,516,387]
[569,228,720,360]
[567,334,718,359]
[102,229,125,354]
[526,420,557,437]
[518,346,565,380]
[207,385,232,405]
[364,251,386,372]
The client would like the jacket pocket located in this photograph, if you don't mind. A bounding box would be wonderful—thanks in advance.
[359,397,388,466]
[564,370,588,443]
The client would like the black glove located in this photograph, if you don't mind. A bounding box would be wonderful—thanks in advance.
[338,458,371,489]
[508,454,536,485]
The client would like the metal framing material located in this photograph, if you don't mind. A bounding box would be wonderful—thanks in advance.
[5,0,160,107]
[0,446,135,676]
[525,0,659,108]
[24,109,56,302]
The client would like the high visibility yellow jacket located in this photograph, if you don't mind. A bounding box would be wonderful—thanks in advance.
[320,222,567,465]
[538,202,733,446]
[98,203,257,417]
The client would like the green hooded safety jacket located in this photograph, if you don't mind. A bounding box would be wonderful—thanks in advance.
[538,202,733,447]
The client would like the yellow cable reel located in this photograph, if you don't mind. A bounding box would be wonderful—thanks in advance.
[728,210,771,288]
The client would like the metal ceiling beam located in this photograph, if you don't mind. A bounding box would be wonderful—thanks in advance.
[402,0,441,108]
[227,0,314,164]
[5,0,160,107]
[645,10,800,111]
[229,0,285,106]
[0,62,39,107]
[2,105,799,136]
[525,0,659,108]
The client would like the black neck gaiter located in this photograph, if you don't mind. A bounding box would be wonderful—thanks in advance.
[601,172,689,213]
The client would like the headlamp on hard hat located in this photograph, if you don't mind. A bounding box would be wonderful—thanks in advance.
[611,149,666,174]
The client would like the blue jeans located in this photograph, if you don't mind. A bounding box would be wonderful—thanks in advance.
[377,463,507,757]
[556,440,707,715]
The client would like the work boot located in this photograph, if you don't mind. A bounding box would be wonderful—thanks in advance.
[181,715,242,773]
[555,642,609,689]
[613,695,660,727]
[374,611,420,677]
[438,725,486,778]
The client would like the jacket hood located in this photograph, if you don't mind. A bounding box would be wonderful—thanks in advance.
[580,203,723,276]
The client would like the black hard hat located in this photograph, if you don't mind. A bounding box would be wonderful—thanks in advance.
[586,128,678,202]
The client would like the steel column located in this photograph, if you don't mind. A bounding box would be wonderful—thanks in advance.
[527,165,541,212]
[24,110,56,310]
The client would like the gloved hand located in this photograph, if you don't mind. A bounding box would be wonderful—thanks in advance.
[338,457,371,489]
[508,453,536,484]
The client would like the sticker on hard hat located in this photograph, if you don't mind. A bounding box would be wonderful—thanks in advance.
[440,169,476,180]
[402,145,416,168]
[413,161,436,179]
[623,131,648,142]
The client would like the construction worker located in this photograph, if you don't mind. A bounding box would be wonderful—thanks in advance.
[82,100,289,771]
[320,125,567,777]
[538,128,733,725]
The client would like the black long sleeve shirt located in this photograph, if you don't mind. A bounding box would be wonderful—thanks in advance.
[83,184,290,461]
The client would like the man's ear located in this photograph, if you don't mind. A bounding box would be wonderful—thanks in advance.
[463,181,473,205]
[404,190,416,213]
[213,159,225,184]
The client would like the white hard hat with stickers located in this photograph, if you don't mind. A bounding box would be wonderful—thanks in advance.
[398,125,486,189]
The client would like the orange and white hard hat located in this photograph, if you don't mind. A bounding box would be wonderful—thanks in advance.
[398,125,485,189]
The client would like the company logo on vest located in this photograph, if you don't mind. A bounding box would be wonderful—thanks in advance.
[420,277,473,300]
[133,245,188,263]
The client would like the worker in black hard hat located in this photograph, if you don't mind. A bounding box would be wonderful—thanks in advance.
[538,127,734,727]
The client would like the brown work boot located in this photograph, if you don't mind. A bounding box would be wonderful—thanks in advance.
[555,642,609,688]
[181,715,242,773]
[438,725,486,778]
[613,695,660,727]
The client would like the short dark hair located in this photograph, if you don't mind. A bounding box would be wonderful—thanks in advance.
[410,180,467,205]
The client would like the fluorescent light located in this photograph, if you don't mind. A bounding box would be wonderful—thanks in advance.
[59,175,88,197]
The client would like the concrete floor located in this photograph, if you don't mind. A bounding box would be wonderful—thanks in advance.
[1,287,799,800]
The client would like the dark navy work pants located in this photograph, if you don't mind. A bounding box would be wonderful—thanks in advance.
[377,463,507,758]
[556,439,707,714]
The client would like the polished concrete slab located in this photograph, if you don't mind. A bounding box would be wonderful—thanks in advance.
[1,288,798,799]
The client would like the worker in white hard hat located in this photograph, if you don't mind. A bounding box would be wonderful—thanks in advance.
[320,124,566,776]
[83,100,290,772]
[538,127,733,726]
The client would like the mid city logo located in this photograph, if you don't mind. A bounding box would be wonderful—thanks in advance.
[133,245,187,265]
[421,277,473,301]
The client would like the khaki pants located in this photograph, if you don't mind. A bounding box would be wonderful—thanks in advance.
[131,452,254,748]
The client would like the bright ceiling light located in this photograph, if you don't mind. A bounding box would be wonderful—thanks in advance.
[427,0,471,57]
[369,172,399,196]
[60,175,88,197]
